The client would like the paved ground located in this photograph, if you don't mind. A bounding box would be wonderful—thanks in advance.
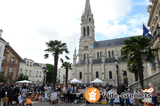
[32,102,122,106]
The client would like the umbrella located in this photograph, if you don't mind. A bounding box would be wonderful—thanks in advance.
[16,80,33,84]
[70,78,82,83]
[90,78,104,83]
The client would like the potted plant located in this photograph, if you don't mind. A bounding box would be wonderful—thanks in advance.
[123,76,128,85]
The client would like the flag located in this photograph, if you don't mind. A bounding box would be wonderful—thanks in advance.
[143,24,152,38]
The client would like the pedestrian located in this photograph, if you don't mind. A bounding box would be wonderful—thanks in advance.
[0,83,5,104]
[117,83,127,106]
[21,86,28,106]
[7,85,14,106]
[108,88,116,106]
[125,85,130,106]
[133,88,140,106]
[148,83,159,106]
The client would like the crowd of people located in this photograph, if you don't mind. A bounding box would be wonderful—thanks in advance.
[0,82,159,106]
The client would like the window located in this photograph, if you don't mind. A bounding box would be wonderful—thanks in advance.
[29,70,31,76]
[100,52,102,58]
[121,50,122,56]
[10,58,15,63]
[25,70,27,76]
[123,70,127,76]
[0,65,4,73]
[108,51,111,58]
[87,27,89,36]
[97,52,99,59]
[96,71,99,78]
[84,54,86,60]
[27,61,29,66]
[83,27,86,36]
[84,46,88,49]
[9,67,13,75]
[36,71,38,77]
[112,51,114,57]
[82,19,84,22]
[30,62,32,67]
[39,72,41,77]
[2,55,6,62]
[109,71,112,79]
[19,69,22,75]
[79,72,82,79]
[89,18,91,22]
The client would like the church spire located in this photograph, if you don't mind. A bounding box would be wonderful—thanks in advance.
[84,0,92,15]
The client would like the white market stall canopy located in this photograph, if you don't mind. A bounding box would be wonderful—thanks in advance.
[70,78,82,83]
[16,80,33,84]
[90,78,104,83]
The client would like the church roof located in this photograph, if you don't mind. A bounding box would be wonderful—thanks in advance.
[93,37,130,48]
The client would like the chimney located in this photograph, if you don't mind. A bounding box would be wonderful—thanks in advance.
[0,29,3,38]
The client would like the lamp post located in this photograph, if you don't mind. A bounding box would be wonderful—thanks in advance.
[115,59,119,86]
[42,67,49,85]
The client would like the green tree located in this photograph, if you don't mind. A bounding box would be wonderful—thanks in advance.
[121,36,157,90]
[61,59,72,84]
[46,64,54,83]
[16,73,28,81]
[127,60,138,81]
[0,73,6,83]
[44,40,69,90]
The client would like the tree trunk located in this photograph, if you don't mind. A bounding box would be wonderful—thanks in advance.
[136,58,144,90]
[65,67,68,85]
[53,52,59,91]
[134,69,138,81]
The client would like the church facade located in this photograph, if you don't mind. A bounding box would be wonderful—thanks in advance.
[72,0,155,85]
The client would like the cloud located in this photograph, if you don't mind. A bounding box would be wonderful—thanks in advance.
[0,0,149,68]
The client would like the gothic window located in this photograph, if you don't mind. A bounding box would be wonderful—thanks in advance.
[80,72,82,79]
[97,52,99,59]
[89,18,91,22]
[84,54,86,60]
[123,70,127,76]
[87,27,89,36]
[82,19,84,22]
[109,71,112,79]
[112,51,114,57]
[108,51,111,58]
[84,46,88,49]
[96,71,99,78]
[83,27,86,36]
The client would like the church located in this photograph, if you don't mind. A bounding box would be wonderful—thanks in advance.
[72,0,155,85]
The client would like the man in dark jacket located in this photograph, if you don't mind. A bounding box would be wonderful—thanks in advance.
[117,83,127,106]
[7,85,14,106]
[0,83,5,103]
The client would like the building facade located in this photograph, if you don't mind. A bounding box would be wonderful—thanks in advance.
[72,0,155,85]
[19,58,45,84]
[1,43,22,84]
[57,68,72,84]
[0,29,6,69]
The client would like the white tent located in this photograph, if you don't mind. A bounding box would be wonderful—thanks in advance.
[70,78,82,83]
[90,78,104,83]
[16,80,33,84]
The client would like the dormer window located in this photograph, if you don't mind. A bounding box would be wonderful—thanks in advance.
[10,58,15,63]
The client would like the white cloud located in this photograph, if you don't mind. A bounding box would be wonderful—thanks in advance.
[0,0,149,68]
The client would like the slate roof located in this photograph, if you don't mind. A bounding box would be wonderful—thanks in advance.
[21,59,26,63]
[92,59,102,64]
[93,37,130,48]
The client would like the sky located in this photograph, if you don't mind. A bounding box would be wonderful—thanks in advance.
[0,0,152,68]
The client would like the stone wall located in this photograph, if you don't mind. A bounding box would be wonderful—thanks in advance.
[129,71,160,93]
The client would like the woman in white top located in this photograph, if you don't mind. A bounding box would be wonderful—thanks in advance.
[62,85,66,94]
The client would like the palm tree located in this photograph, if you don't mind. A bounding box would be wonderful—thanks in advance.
[121,36,157,90]
[44,40,69,90]
[127,59,138,81]
[61,59,72,84]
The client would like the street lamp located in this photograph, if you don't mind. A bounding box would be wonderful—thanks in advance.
[115,59,119,86]
[42,67,49,85]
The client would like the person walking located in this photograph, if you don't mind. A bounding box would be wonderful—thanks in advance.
[0,83,5,104]
[117,83,127,106]
[7,85,14,106]
[21,86,28,106]
[133,88,140,106]
[125,85,130,106]
[108,88,116,106]
[149,83,159,106]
